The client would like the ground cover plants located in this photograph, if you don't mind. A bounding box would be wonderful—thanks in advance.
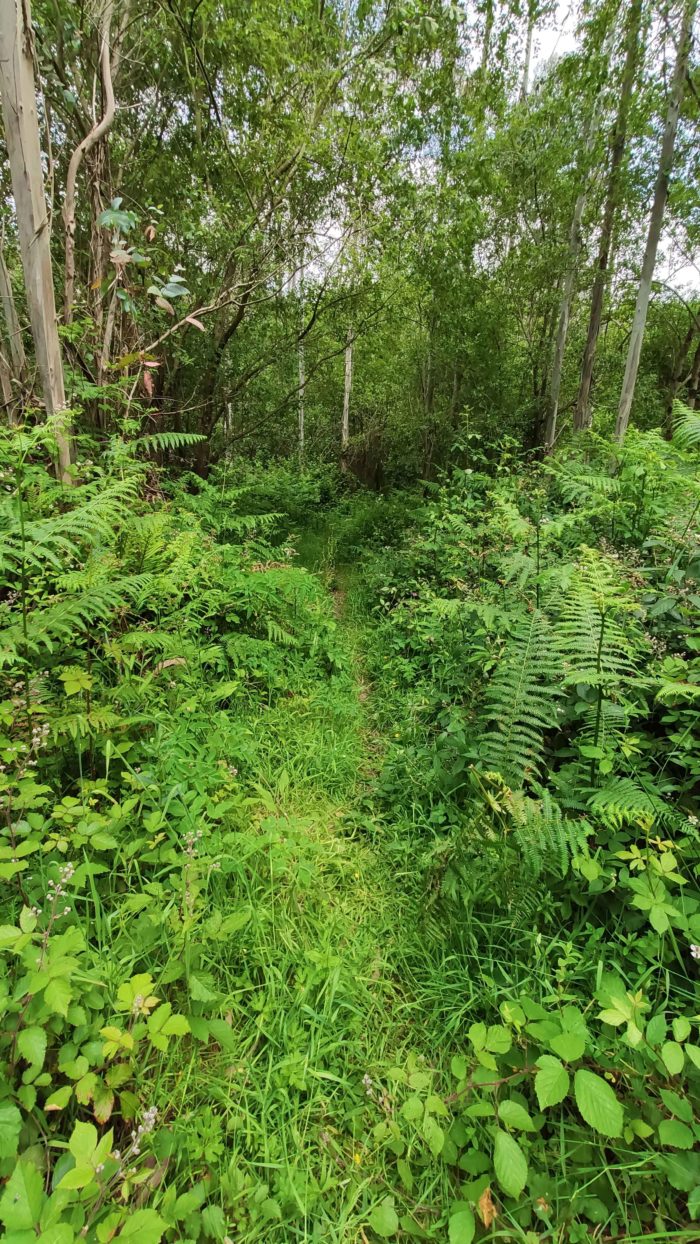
[2,0,700,1238]
[0,411,699,1243]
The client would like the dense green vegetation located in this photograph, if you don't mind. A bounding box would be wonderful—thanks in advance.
[2,0,700,1241]
[2,419,700,1242]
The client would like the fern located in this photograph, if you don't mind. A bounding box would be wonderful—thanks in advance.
[507,787,588,880]
[673,402,700,451]
[478,609,564,787]
[133,431,206,454]
[266,619,298,647]
[557,549,641,688]
[589,776,680,830]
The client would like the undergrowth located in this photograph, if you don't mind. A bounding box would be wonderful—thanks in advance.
[1,415,700,1242]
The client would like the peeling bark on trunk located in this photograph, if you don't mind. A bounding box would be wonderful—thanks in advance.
[0,0,72,482]
[616,0,696,442]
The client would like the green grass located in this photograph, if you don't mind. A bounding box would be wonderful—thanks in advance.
[144,568,455,1240]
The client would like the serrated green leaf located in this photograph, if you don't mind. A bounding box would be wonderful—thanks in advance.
[59,1164,95,1189]
[68,1120,98,1165]
[201,1204,226,1240]
[0,1159,44,1230]
[549,1030,586,1061]
[535,1055,569,1109]
[44,978,71,1017]
[574,1070,623,1137]
[493,1129,527,1198]
[43,1084,72,1114]
[17,1026,47,1069]
[0,1105,22,1158]
[658,1119,694,1149]
[498,1099,536,1131]
[115,1209,166,1241]
[401,1094,423,1122]
[659,1089,693,1123]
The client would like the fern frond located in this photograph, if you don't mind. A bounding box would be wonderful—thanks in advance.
[507,787,588,879]
[134,432,206,454]
[673,402,700,451]
[478,609,564,786]
[266,619,298,647]
[588,777,679,830]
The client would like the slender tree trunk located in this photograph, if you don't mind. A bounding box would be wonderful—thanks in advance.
[298,341,305,458]
[87,143,111,330]
[341,323,353,465]
[663,321,697,436]
[616,0,696,442]
[98,284,120,391]
[686,337,700,410]
[0,348,16,424]
[449,362,462,427]
[0,0,72,482]
[481,0,494,72]
[297,252,305,459]
[63,0,116,324]
[544,48,612,453]
[575,0,642,432]
[0,242,27,387]
[520,6,534,101]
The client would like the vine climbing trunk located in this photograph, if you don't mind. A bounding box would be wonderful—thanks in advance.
[615,0,696,443]
[0,0,72,482]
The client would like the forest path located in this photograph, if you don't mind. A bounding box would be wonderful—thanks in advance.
[223,534,430,1242]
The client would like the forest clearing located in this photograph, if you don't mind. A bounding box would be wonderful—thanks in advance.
[1,0,700,1241]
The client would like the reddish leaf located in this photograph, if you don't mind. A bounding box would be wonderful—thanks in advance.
[92,1080,115,1124]
[143,370,154,398]
[185,316,206,332]
[155,295,174,315]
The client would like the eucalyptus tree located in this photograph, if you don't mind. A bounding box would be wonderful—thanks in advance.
[544,1,619,451]
[616,0,697,441]
[573,0,645,431]
[0,0,72,481]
